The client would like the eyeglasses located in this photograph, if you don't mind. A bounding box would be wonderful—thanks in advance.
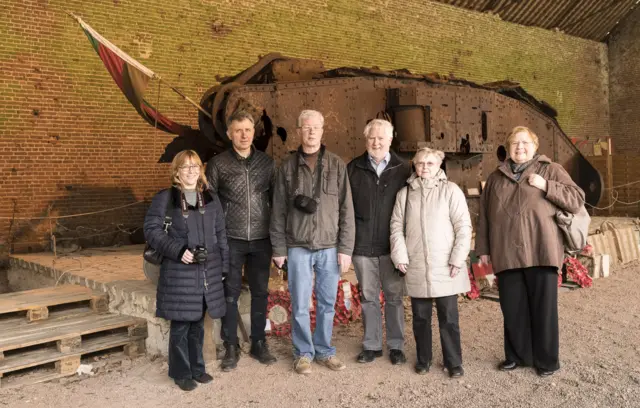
[179,165,200,172]
[299,126,323,132]
[510,141,532,147]
[414,162,438,168]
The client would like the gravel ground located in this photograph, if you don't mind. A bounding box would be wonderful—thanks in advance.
[1,264,640,408]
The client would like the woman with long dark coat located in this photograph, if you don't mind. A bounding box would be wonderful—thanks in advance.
[144,150,228,391]
[476,126,585,377]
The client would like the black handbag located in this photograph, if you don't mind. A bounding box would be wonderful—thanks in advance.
[143,193,174,265]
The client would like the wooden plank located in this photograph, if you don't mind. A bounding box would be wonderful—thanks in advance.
[0,332,146,374]
[0,285,97,315]
[0,307,94,333]
[0,314,147,352]
[127,322,148,338]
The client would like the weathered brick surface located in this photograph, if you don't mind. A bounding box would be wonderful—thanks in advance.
[609,5,640,154]
[0,0,609,250]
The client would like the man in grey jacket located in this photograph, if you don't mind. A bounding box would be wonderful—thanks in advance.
[271,109,355,375]
[206,110,276,371]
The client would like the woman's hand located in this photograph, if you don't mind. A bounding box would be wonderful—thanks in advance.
[479,255,490,266]
[449,264,461,278]
[528,174,548,192]
[397,264,408,274]
[181,249,194,264]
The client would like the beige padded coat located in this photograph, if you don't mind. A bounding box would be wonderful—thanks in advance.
[390,171,472,298]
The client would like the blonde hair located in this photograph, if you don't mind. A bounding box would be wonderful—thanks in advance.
[413,147,445,164]
[506,126,539,150]
[170,150,208,192]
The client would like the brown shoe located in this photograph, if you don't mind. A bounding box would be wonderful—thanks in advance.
[316,355,346,371]
[293,356,312,375]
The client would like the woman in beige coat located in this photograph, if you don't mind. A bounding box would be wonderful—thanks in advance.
[390,147,472,377]
[476,126,584,378]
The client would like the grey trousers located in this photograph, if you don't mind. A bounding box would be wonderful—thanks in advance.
[353,255,405,351]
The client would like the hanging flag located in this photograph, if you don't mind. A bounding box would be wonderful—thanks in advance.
[72,14,194,135]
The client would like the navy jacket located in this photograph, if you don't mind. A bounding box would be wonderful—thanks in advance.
[144,187,229,322]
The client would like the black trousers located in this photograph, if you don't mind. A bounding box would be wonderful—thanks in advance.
[411,295,462,369]
[221,238,272,344]
[168,308,206,380]
[497,266,560,372]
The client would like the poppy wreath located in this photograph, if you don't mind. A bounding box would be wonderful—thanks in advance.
[466,267,481,300]
[266,289,292,337]
[563,256,593,288]
[334,280,363,326]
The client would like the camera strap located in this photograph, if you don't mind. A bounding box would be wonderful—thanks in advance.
[162,191,174,233]
[403,186,409,237]
[180,191,205,218]
[294,145,325,202]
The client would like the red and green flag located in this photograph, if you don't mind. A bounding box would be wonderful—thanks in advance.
[73,15,193,135]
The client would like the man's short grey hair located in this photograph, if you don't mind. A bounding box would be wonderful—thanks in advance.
[413,147,445,164]
[297,110,324,127]
[363,119,393,139]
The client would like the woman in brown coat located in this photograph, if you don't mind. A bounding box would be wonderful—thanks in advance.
[476,126,585,377]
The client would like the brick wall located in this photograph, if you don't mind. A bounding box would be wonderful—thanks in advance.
[0,0,610,251]
[609,5,640,154]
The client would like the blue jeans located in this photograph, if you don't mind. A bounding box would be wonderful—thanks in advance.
[288,247,340,360]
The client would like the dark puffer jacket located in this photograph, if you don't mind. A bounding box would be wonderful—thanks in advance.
[144,187,229,322]
[347,151,412,257]
[206,147,275,241]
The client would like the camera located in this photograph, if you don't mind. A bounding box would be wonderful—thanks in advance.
[192,245,208,264]
[294,194,318,214]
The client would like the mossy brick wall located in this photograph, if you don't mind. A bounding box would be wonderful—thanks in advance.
[0,0,609,251]
[609,5,640,154]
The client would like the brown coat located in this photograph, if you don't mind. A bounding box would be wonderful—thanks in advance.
[475,155,585,274]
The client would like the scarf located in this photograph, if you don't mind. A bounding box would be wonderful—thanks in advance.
[508,154,539,181]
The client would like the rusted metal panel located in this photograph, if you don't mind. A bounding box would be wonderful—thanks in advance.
[199,54,603,206]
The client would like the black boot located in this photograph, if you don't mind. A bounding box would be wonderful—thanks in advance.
[250,340,277,365]
[174,378,198,391]
[221,343,240,372]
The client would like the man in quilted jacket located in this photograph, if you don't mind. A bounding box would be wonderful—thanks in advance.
[206,110,277,371]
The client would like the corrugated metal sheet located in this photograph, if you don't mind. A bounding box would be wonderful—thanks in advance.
[432,0,639,41]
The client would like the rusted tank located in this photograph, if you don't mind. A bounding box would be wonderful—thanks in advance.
[198,53,603,208]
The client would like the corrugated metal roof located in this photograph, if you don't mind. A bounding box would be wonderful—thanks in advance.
[432,0,639,41]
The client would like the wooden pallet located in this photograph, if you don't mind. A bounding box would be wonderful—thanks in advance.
[0,285,108,322]
[0,285,147,388]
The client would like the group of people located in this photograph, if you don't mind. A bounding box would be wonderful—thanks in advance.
[144,109,585,391]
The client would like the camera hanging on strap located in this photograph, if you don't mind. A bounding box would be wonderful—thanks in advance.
[293,145,325,214]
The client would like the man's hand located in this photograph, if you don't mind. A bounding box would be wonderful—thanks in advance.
[449,264,461,278]
[528,174,547,192]
[397,264,408,274]
[479,255,490,266]
[338,253,352,274]
[272,256,287,269]
[181,249,194,264]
